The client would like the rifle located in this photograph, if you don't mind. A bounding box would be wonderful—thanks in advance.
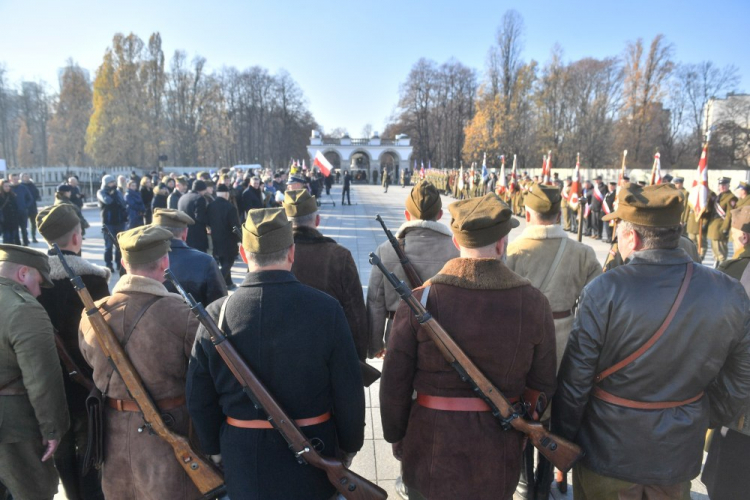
[369,253,584,472]
[54,331,94,393]
[165,269,388,500]
[54,245,226,500]
[375,214,423,288]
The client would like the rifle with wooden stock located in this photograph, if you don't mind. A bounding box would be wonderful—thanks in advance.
[165,270,388,500]
[53,245,226,500]
[376,214,423,288]
[369,252,584,472]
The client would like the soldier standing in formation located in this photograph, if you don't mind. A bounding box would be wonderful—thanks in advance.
[708,177,737,265]
[381,193,557,500]
[554,183,750,499]
[506,183,601,499]
[367,181,459,358]
[283,189,369,360]
[0,245,69,500]
[36,204,110,500]
[79,226,201,500]
[186,208,365,500]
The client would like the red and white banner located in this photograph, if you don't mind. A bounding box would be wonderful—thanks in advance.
[545,150,553,185]
[650,152,662,185]
[569,155,581,206]
[689,143,709,219]
[498,155,507,194]
[593,183,604,202]
[313,151,333,177]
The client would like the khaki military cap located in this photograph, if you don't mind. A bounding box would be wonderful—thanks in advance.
[525,183,561,215]
[117,226,173,265]
[153,208,194,228]
[36,204,80,241]
[0,244,53,288]
[283,189,318,218]
[449,193,519,248]
[737,182,749,191]
[602,183,684,227]
[242,208,293,254]
[406,181,442,220]
[731,206,750,233]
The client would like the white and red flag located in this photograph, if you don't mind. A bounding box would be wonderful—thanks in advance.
[497,155,507,195]
[511,154,518,190]
[569,153,582,208]
[313,151,333,177]
[650,152,662,185]
[689,141,710,219]
[545,150,553,185]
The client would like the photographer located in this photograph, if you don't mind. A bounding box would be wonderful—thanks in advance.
[97,175,128,274]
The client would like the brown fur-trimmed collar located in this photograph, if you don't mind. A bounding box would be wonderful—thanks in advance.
[49,254,111,281]
[292,225,336,245]
[426,258,530,290]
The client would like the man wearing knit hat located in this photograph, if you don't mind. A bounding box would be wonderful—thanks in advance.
[283,189,368,360]
[0,244,69,500]
[506,183,601,499]
[381,193,557,500]
[186,208,365,500]
[367,181,459,359]
[554,183,750,500]
[97,174,128,273]
[54,183,90,235]
[152,208,227,305]
[177,180,210,252]
[36,205,109,499]
[79,225,201,500]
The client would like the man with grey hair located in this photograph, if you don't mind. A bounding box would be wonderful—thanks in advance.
[283,189,368,360]
[554,183,750,499]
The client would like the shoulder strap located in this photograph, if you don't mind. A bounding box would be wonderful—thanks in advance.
[420,285,431,307]
[218,295,231,331]
[538,237,568,294]
[595,262,694,383]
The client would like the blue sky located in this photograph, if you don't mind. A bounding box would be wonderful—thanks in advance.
[1,0,747,137]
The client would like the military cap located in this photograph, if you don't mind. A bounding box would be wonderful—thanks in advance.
[117,226,173,265]
[193,180,207,192]
[608,181,617,186]
[731,206,750,233]
[673,177,684,184]
[283,189,318,218]
[242,208,293,254]
[0,244,53,288]
[405,181,442,220]
[152,208,194,228]
[602,183,684,227]
[719,177,731,185]
[662,174,673,183]
[448,193,519,248]
[56,183,72,193]
[288,175,306,185]
[525,183,561,215]
[36,204,80,241]
[736,182,749,192]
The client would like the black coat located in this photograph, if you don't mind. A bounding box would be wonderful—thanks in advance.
[0,191,18,228]
[240,186,264,215]
[163,239,227,306]
[177,191,209,252]
[186,271,365,500]
[152,193,168,211]
[24,181,41,214]
[167,190,182,210]
[207,197,240,258]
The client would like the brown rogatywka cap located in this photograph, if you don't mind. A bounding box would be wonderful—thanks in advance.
[36,204,80,241]
[0,244,53,288]
[242,208,294,254]
[405,181,442,220]
[525,183,562,215]
[152,208,195,229]
[448,193,519,248]
[283,189,318,218]
[117,226,173,265]
[731,206,750,233]
[602,183,684,227]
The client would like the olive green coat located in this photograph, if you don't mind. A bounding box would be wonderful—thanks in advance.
[0,277,69,443]
[708,191,737,240]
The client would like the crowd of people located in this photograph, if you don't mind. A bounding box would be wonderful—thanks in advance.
[1,164,750,500]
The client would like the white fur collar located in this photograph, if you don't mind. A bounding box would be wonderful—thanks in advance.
[112,274,178,298]
[516,224,568,241]
[395,219,453,238]
[49,254,111,281]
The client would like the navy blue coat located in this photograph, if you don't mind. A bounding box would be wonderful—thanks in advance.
[125,188,146,229]
[162,239,226,306]
[186,271,365,500]
[11,183,33,215]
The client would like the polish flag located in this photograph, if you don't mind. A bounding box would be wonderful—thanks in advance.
[689,141,710,219]
[541,154,548,184]
[313,151,333,177]
[544,150,553,185]
[569,153,582,208]
[497,155,507,195]
[650,152,662,185]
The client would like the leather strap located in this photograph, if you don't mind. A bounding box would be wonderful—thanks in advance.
[539,237,568,294]
[0,374,23,395]
[552,309,573,320]
[595,262,693,383]
[107,395,186,412]
[227,411,331,429]
[593,387,704,410]
[416,393,520,412]
[387,311,396,320]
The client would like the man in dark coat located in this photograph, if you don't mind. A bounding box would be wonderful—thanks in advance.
[167,177,188,210]
[177,180,210,252]
[8,173,34,246]
[36,204,109,500]
[381,193,557,500]
[554,183,750,499]
[283,189,368,360]
[97,175,128,273]
[207,184,240,289]
[240,176,264,217]
[68,176,85,209]
[342,170,352,205]
[186,208,365,500]
[152,208,227,306]
[21,173,41,243]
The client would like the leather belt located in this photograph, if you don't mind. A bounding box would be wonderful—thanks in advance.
[552,309,573,320]
[416,393,519,412]
[107,395,186,412]
[593,386,704,410]
[227,411,332,429]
